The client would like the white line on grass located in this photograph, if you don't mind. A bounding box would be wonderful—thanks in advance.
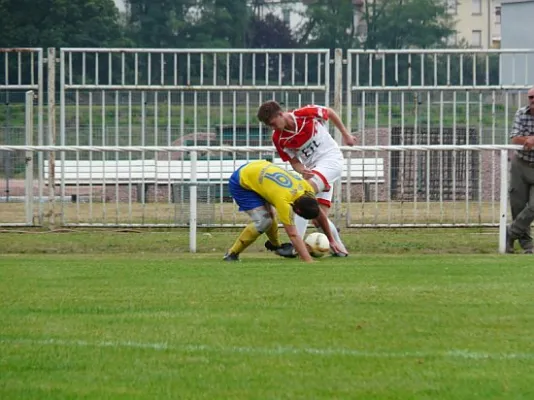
[1,337,533,361]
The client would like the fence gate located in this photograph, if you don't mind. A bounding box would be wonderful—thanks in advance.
[345,49,533,227]
[0,48,44,226]
[56,48,330,226]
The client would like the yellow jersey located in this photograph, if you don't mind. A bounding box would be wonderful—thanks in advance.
[238,160,315,225]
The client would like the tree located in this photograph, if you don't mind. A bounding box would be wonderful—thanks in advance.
[298,0,359,49]
[246,14,297,49]
[298,0,454,51]
[125,0,196,48]
[0,0,126,48]
[362,0,455,50]
[189,0,250,48]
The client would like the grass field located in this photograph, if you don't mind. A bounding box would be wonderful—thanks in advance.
[1,229,534,399]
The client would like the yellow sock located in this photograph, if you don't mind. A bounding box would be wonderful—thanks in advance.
[265,214,282,247]
[228,223,262,254]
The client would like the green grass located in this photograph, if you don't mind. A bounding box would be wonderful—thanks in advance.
[1,230,534,398]
[0,228,502,255]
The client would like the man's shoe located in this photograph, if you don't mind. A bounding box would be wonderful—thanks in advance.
[518,234,533,254]
[276,243,297,258]
[506,226,516,254]
[331,252,348,257]
[264,241,279,252]
[223,252,240,261]
[265,241,297,258]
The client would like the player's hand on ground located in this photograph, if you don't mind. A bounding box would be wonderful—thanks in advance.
[329,240,348,256]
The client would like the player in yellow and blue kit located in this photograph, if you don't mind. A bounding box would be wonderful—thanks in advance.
[224,160,343,263]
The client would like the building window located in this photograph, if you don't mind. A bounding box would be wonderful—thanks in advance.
[495,6,501,24]
[472,0,482,15]
[446,0,457,14]
[471,30,482,48]
[282,9,290,25]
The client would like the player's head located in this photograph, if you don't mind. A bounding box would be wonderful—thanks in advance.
[257,100,285,130]
[292,193,320,220]
[529,86,534,107]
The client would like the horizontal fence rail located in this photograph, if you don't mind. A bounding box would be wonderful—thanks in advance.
[0,145,524,152]
[0,145,513,253]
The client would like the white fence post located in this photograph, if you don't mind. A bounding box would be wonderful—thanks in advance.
[333,48,343,226]
[498,149,509,254]
[25,91,34,225]
[47,47,56,229]
[189,151,198,253]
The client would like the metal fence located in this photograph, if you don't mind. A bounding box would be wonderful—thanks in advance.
[1,47,533,228]
[0,48,44,226]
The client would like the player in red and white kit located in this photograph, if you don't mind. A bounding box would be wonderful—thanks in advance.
[257,100,356,256]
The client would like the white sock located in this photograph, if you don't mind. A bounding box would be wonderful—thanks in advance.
[318,218,348,253]
[295,214,309,238]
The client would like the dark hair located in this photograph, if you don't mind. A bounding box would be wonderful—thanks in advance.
[257,100,282,124]
[292,193,320,220]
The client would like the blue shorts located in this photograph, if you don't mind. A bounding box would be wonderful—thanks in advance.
[229,165,266,211]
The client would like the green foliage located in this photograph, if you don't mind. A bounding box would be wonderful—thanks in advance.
[192,0,250,48]
[246,14,297,49]
[298,0,358,49]
[125,0,195,48]
[362,0,455,50]
[0,0,128,48]
[0,0,457,52]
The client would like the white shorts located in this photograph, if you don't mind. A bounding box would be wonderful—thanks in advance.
[308,156,343,208]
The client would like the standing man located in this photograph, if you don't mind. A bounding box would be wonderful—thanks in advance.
[507,87,534,254]
[223,160,344,263]
[257,100,355,256]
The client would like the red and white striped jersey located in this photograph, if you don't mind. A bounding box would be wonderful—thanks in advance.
[271,105,342,168]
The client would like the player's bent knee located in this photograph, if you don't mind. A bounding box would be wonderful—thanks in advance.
[247,208,273,233]
[255,215,273,233]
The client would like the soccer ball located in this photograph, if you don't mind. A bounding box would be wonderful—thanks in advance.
[304,232,330,258]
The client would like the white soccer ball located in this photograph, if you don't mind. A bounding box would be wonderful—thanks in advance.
[305,232,330,258]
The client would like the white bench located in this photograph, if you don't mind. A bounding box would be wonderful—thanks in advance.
[44,158,384,202]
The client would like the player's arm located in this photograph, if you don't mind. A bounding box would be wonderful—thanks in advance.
[325,107,356,146]
[283,223,314,263]
[289,157,314,180]
[510,110,534,149]
[313,207,345,254]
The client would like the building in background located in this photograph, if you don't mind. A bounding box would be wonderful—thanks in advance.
[448,0,502,48]
[500,0,534,85]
